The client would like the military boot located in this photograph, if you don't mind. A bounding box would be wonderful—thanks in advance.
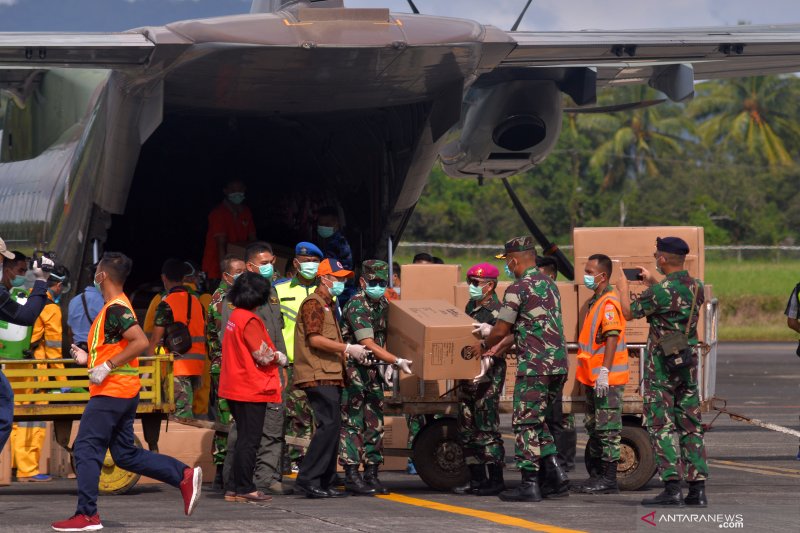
[561,429,577,472]
[684,480,708,507]
[476,463,505,496]
[641,480,684,507]
[540,455,570,498]
[580,461,619,495]
[498,469,542,502]
[453,465,486,495]
[363,464,389,495]
[344,465,376,496]
[571,454,601,492]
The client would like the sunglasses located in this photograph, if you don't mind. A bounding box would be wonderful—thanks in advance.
[468,279,488,287]
[367,280,388,288]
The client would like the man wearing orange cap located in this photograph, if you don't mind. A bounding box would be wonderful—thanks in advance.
[454,263,508,496]
[293,259,369,498]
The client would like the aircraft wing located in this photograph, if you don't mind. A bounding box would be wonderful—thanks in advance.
[501,24,800,87]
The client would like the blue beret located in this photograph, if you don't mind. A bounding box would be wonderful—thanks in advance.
[295,241,323,258]
[656,237,690,255]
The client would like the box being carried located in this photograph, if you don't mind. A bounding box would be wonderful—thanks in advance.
[387,299,481,380]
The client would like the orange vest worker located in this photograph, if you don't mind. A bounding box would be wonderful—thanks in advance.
[88,296,140,398]
[162,290,207,376]
[576,290,629,387]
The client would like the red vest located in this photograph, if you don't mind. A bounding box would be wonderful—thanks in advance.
[219,308,281,403]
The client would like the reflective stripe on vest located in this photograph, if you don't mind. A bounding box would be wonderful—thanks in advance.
[576,291,629,387]
[45,339,62,348]
[163,290,207,376]
[88,296,140,398]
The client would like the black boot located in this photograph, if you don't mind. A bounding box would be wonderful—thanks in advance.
[642,480,684,507]
[580,461,619,494]
[571,454,601,492]
[476,463,505,496]
[344,465,376,496]
[498,469,542,502]
[363,464,389,495]
[561,430,577,471]
[212,465,224,491]
[684,480,707,507]
[540,455,569,498]
[453,464,486,495]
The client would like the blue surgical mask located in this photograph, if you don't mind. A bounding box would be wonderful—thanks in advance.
[317,225,335,239]
[505,263,516,280]
[258,264,274,279]
[329,280,345,297]
[227,192,245,205]
[468,284,484,301]
[11,276,25,287]
[365,286,386,300]
[93,274,103,293]
[583,274,599,290]
[298,262,319,280]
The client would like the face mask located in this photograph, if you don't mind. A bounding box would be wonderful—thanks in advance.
[365,285,386,300]
[468,284,484,301]
[258,264,274,279]
[93,273,103,293]
[298,261,319,280]
[583,274,599,290]
[317,225,335,239]
[11,276,25,287]
[49,290,61,304]
[655,257,664,275]
[505,261,518,280]
[227,192,245,205]
[329,280,345,297]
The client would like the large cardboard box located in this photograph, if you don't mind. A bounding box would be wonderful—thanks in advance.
[0,441,10,486]
[398,374,450,398]
[134,422,214,485]
[387,300,481,380]
[400,264,461,304]
[382,416,411,470]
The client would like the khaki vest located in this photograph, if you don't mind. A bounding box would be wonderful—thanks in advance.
[293,292,344,386]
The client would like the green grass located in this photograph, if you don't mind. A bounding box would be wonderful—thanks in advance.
[393,251,800,342]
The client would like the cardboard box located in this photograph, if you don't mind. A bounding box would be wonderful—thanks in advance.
[134,421,214,485]
[387,300,481,380]
[556,282,579,343]
[0,440,10,486]
[400,264,461,304]
[383,416,410,449]
[398,374,451,398]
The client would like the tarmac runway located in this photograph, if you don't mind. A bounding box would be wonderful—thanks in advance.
[2,342,798,532]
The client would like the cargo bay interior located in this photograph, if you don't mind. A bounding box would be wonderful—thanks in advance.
[104,103,431,297]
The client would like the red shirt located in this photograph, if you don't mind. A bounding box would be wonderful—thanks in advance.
[219,308,281,403]
[202,201,256,278]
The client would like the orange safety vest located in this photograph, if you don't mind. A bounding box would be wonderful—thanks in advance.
[163,289,207,376]
[576,290,629,387]
[88,294,140,398]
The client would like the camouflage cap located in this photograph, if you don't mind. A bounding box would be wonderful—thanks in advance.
[361,259,389,281]
[495,236,536,259]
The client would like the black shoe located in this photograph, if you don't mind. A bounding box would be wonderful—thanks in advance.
[363,464,390,495]
[324,487,349,498]
[580,461,619,495]
[476,463,505,496]
[539,455,569,498]
[642,480,684,507]
[498,470,542,502]
[684,480,707,507]
[295,482,331,499]
[453,464,486,495]
[344,465,376,496]
[212,466,225,491]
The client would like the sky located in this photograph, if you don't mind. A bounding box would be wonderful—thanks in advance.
[1,0,800,32]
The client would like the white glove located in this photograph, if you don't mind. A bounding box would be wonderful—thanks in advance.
[473,356,494,384]
[275,351,288,368]
[471,322,493,339]
[32,256,55,281]
[70,344,88,366]
[88,361,113,385]
[394,357,413,375]
[383,364,395,387]
[344,343,368,363]
[595,366,609,398]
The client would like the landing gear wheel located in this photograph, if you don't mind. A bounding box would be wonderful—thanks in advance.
[585,423,656,491]
[90,435,143,495]
[412,418,469,491]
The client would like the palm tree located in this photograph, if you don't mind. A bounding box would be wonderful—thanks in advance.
[687,76,800,167]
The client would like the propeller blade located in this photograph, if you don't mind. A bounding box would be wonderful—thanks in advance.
[406,0,420,14]
[563,98,667,114]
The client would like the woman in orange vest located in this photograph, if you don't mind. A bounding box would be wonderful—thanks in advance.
[219,271,284,504]
[573,253,629,495]
[52,252,202,532]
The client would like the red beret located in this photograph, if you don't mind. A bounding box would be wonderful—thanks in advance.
[466,262,499,279]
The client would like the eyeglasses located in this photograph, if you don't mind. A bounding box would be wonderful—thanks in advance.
[367,280,388,288]
[468,279,490,287]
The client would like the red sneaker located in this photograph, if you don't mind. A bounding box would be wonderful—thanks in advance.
[51,514,103,531]
[179,466,203,516]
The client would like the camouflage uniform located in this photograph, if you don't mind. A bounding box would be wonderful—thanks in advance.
[498,263,568,473]
[338,261,388,467]
[630,269,708,482]
[459,293,506,466]
[206,281,231,467]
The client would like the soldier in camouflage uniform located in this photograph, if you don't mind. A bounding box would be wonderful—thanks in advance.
[619,236,708,507]
[453,263,507,496]
[206,254,245,489]
[339,260,413,495]
[483,237,569,502]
